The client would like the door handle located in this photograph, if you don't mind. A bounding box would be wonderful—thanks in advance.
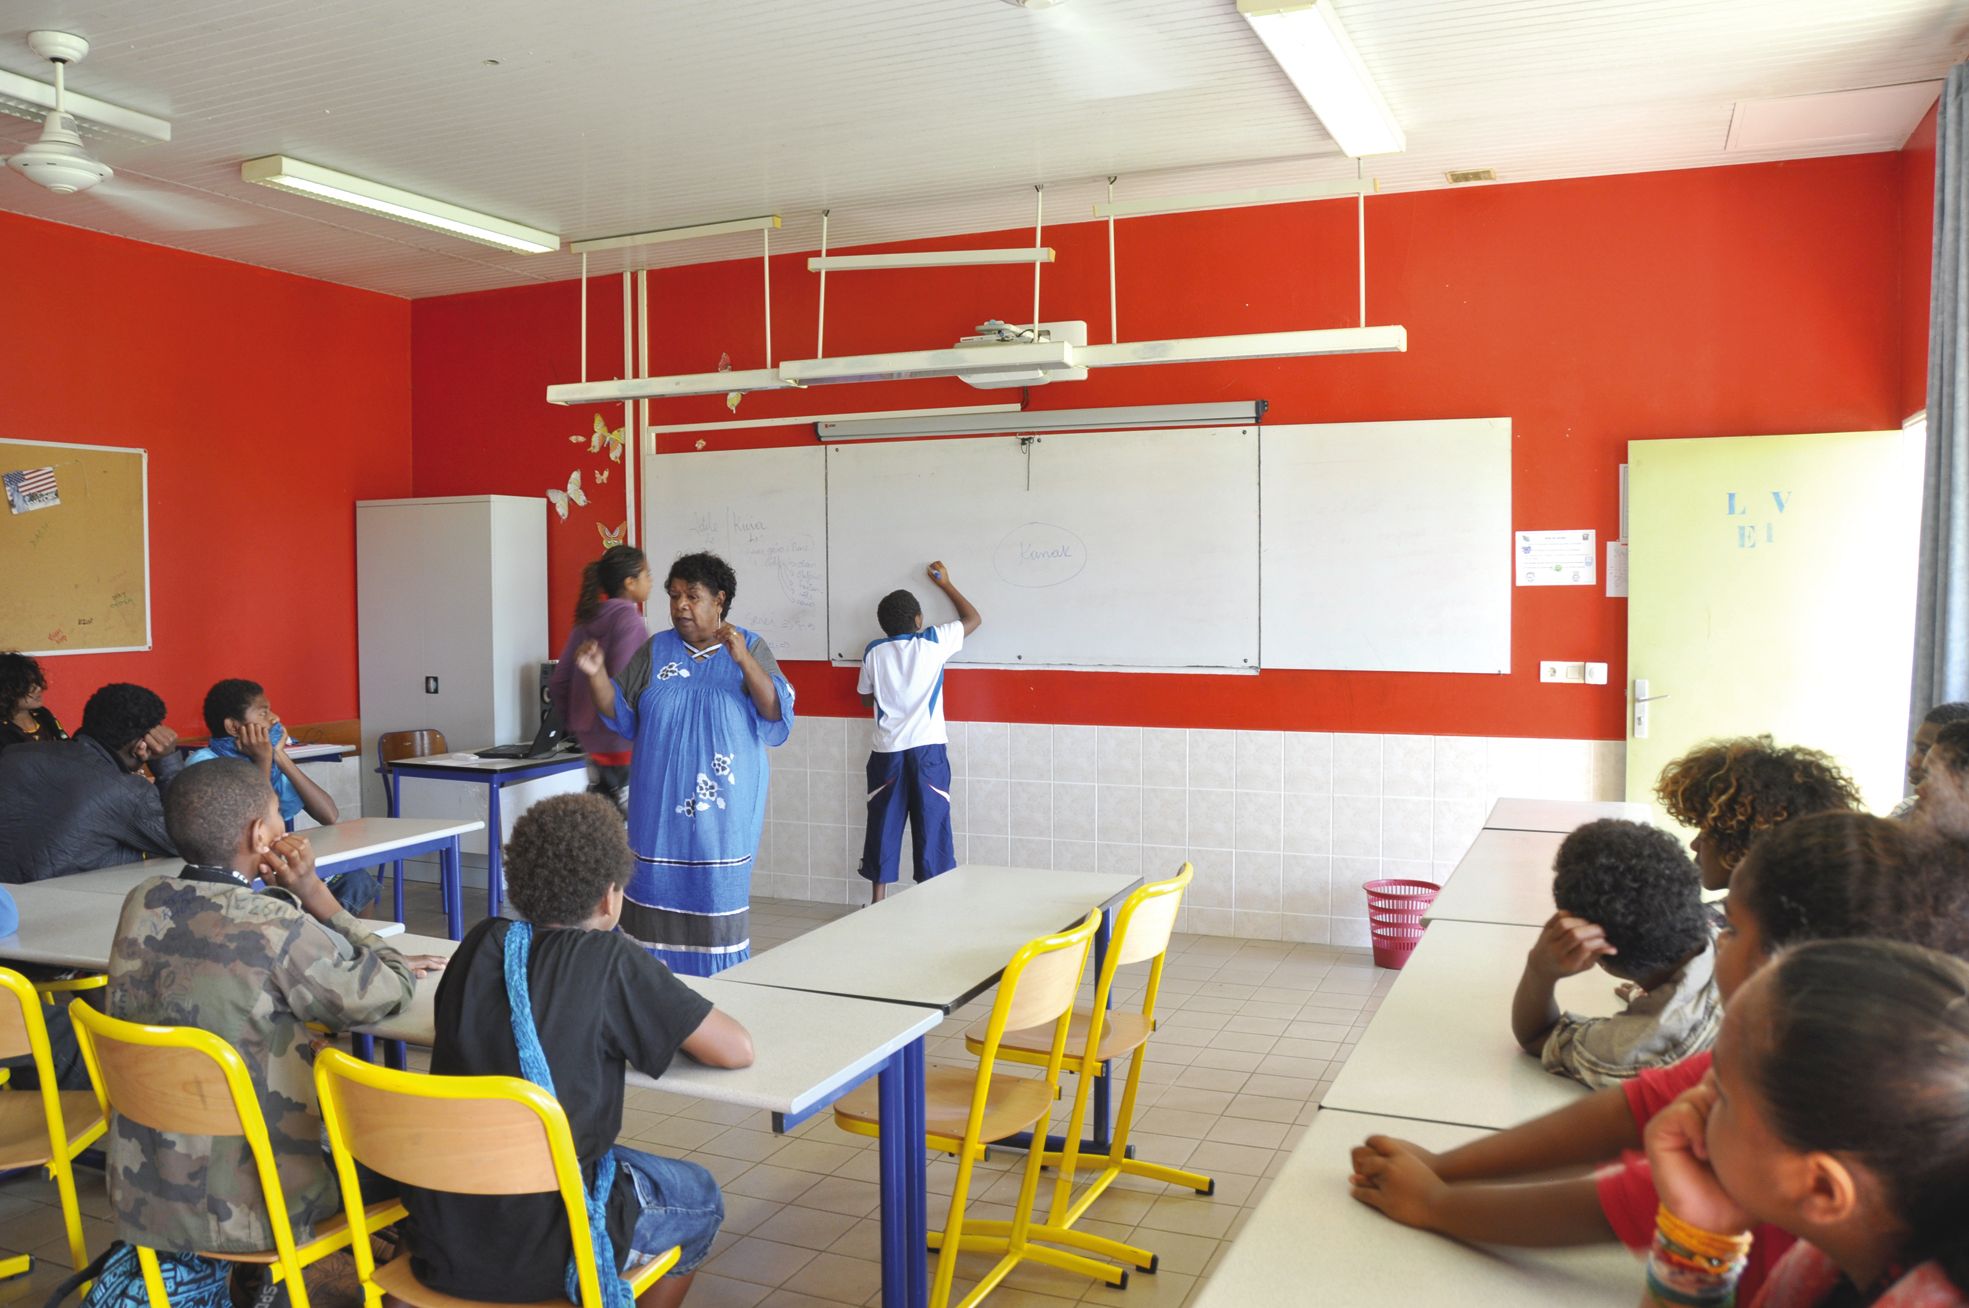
[1633,678,1665,738]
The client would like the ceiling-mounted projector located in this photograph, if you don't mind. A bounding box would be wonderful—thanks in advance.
[955,320,1089,389]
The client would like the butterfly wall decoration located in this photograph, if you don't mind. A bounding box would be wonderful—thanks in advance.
[567,414,625,463]
[597,521,626,549]
[594,468,611,484]
[547,469,588,521]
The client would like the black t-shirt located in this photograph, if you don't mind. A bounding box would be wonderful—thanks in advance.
[403,918,714,1301]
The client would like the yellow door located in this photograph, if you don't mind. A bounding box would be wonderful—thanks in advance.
[1626,429,1925,816]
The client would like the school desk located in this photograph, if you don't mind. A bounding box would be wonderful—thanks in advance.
[384,750,588,920]
[353,932,942,1308]
[1322,919,1625,1130]
[1424,828,1566,928]
[1190,1107,1641,1308]
[46,817,482,939]
[1484,797,1651,833]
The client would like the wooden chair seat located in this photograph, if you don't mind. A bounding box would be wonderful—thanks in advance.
[370,1247,671,1308]
[199,1201,406,1265]
[0,1090,103,1169]
[964,1008,1154,1067]
[836,1066,1054,1142]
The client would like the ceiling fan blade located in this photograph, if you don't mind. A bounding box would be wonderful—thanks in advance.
[91,175,255,231]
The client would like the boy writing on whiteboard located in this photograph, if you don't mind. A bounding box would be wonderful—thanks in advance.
[857,561,982,904]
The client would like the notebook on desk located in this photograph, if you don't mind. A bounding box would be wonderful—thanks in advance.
[475,707,569,760]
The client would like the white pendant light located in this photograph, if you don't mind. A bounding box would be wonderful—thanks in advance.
[240,156,558,254]
[1236,1,1404,157]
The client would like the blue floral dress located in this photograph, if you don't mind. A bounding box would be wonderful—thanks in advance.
[599,626,794,975]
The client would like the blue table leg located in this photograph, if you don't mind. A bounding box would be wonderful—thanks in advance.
[904,1037,928,1308]
[352,1033,375,1063]
[384,1040,407,1071]
[1091,904,1114,1150]
[440,837,463,941]
[487,778,504,919]
[877,1047,909,1308]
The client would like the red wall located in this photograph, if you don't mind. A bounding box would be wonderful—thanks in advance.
[410,153,1910,741]
[0,212,412,735]
[1902,101,1940,419]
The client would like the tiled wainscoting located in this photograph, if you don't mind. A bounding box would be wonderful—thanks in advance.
[757,719,1626,945]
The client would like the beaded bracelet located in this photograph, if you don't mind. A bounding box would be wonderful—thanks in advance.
[1646,1205,1753,1308]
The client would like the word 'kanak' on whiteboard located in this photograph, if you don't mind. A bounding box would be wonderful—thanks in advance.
[1516,529,1596,587]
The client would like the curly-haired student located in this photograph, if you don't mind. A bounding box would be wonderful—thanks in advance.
[1653,734,1861,891]
[0,650,67,751]
[1510,819,1720,1087]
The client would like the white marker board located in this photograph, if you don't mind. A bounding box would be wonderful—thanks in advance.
[1260,419,1512,673]
[826,429,1259,668]
[644,445,827,659]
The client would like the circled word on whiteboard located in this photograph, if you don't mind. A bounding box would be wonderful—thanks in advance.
[993,523,1088,588]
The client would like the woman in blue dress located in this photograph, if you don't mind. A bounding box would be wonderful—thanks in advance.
[575,551,794,975]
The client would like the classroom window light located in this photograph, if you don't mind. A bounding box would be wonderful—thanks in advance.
[240,155,558,254]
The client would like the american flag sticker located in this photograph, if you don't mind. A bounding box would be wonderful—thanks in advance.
[3,466,60,515]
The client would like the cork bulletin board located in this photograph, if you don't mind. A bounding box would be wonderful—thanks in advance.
[0,438,150,655]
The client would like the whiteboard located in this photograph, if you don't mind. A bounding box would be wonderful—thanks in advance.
[827,429,1259,668]
[1260,419,1511,673]
[644,445,827,660]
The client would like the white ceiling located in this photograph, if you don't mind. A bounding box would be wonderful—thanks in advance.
[0,0,1964,300]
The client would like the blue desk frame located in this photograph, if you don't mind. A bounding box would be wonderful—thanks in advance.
[387,754,587,929]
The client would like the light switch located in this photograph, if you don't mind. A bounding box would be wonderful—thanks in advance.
[424,676,439,694]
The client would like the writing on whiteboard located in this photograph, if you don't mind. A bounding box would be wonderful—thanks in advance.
[994,522,1088,588]
[681,507,822,633]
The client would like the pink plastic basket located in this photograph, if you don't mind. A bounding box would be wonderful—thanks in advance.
[1371,923,1428,969]
[1364,878,1441,970]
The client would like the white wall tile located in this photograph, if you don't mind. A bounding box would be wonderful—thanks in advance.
[1235,731,1284,791]
[1099,842,1143,875]
[1143,844,1188,880]
[808,716,846,772]
[1097,785,1144,843]
[1282,855,1331,916]
[1282,913,1331,944]
[1333,916,1372,949]
[1283,732,1332,794]
[1380,858,1436,887]
[1191,907,1235,937]
[1234,850,1282,912]
[1235,910,1284,941]
[1053,839,1098,872]
[1332,734,1383,796]
[768,770,809,823]
[1382,735,1434,798]
[1143,728,1187,788]
[1143,787,1187,847]
[1283,792,1332,856]
[845,824,870,877]
[1331,794,1381,857]
[1185,853,1234,908]
[776,823,811,876]
[810,824,848,880]
[943,721,967,777]
[1009,836,1051,869]
[1187,729,1235,788]
[947,779,972,833]
[970,835,1011,866]
[1590,741,1629,802]
[1432,798,1488,863]
[1381,796,1434,861]
[1054,725,1098,784]
[1010,724,1052,781]
[1490,737,1597,801]
[1234,790,1283,852]
[969,723,1010,779]
[1098,727,1143,785]
[776,721,809,770]
[1053,782,1097,841]
[970,777,1011,837]
[1187,788,1235,850]
[1433,735,1489,799]
[1332,856,1381,912]
[1010,780,1052,839]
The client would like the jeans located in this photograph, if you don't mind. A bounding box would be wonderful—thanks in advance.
[613,1147,723,1274]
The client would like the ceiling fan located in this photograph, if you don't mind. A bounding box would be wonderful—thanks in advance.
[2,30,247,230]
[999,0,1198,102]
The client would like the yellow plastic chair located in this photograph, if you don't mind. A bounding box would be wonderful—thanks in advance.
[70,1003,405,1308]
[835,911,1100,1308]
[958,863,1212,1282]
[0,969,106,1282]
[314,1048,682,1308]
[32,973,107,1007]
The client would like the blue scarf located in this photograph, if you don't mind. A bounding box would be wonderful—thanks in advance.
[203,725,303,822]
[501,922,632,1308]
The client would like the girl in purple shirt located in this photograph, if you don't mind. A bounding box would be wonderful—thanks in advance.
[549,546,652,810]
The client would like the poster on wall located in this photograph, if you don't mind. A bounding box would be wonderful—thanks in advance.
[3,466,60,514]
[1515,529,1597,586]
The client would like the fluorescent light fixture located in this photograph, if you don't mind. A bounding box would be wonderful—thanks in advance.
[646,403,1021,438]
[807,248,1054,272]
[1237,1,1405,157]
[0,66,170,143]
[1078,326,1405,368]
[1094,177,1372,218]
[240,155,558,253]
[817,401,1264,441]
[547,368,785,406]
[779,341,1077,386]
[569,215,781,254]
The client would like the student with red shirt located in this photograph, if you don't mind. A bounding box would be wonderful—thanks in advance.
[1347,814,1969,1307]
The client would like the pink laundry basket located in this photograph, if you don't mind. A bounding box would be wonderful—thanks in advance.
[1364,878,1441,970]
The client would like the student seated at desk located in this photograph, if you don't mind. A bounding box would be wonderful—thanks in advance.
[1908,721,1969,840]
[1639,939,1969,1308]
[405,794,754,1308]
[107,758,437,1255]
[1890,700,1969,819]
[0,650,68,750]
[186,677,377,912]
[1511,819,1719,1088]
[0,682,182,884]
[1349,814,1969,1307]
[1654,735,1861,893]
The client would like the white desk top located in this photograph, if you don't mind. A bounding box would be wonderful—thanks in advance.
[48,818,485,897]
[286,743,357,762]
[357,934,941,1118]
[1485,797,1650,834]
[1191,1108,1641,1308]
[0,881,402,970]
[1426,829,1566,928]
[721,864,1141,1012]
[392,750,586,774]
[1322,920,1624,1130]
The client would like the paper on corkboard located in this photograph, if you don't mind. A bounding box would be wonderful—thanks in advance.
[0,438,149,655]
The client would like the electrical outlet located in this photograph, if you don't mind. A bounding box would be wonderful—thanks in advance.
[424,676,439,694]
[1584,662,1608,685]
[1541,661,1586,683]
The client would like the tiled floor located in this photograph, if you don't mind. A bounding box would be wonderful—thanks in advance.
[1,885,1396,1308]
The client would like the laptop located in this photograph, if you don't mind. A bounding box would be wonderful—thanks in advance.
[476,706,569,760]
